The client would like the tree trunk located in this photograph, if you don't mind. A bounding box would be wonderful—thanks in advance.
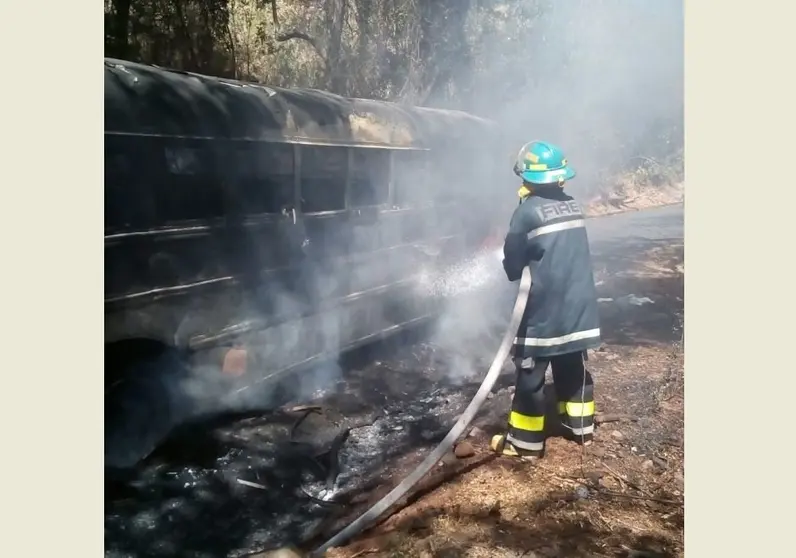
[111,0,132,59]
[325,0,348,93]
[172,0,199,70]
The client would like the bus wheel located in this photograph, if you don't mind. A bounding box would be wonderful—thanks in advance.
[104,343,189,471]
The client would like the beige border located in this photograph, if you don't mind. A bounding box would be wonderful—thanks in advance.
[2,1,102,555]
[5,1,789,555]
[686,0,794,555]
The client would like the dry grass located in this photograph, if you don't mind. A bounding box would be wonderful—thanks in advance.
[585,152,684,217]
[321,242,685,558]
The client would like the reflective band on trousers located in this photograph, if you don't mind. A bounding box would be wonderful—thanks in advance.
[509,411,544,432]
[515,328,601,347]
[506,433,544,451]
[527,219,586,240]
[566,424,594,436]
[565,401,595,417]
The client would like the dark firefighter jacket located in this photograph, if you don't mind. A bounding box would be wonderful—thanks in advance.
[502,188,601,359]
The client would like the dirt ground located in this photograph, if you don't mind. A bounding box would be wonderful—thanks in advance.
[314,241,684,558]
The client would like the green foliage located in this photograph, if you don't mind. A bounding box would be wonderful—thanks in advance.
[104,0,684,189]
[104,0,550,101]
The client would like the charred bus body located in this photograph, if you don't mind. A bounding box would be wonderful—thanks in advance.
[105,59,503,469]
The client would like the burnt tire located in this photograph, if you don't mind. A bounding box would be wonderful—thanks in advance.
[104,348,189,470]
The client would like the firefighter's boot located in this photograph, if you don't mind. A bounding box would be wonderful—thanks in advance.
[490,434,543,462]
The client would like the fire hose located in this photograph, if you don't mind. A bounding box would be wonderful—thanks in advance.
[309,266,532,556]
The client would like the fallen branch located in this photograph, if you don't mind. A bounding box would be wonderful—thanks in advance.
[285,404,322,414]
[600,461,652,497]
[302,478,387,547]
[308,453,497,549]
[300,487,343,508]
[237,478,267,490]
[289,407,323,440]
[596,489,682,507]
[595,413,638,424]
[275,30,327,65]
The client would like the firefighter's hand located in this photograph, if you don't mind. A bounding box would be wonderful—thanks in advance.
[502,258,521,282]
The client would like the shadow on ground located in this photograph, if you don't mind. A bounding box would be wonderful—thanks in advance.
[336,484,683,558]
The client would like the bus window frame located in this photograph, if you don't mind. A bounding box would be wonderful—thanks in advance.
[347,147,393,211]
[229,140,296,220]
[295,145,428,220]
[297,144,350,216]
[104,132,436,235]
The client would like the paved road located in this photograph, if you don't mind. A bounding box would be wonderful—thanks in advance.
[105,204,684,558]
[587,203,683,245]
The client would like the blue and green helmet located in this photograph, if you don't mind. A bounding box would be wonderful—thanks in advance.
[513,141,576,185]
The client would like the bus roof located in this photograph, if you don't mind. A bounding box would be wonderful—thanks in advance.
[104,58,495,149]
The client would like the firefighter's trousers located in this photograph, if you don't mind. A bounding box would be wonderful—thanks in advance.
[506,351,595,457]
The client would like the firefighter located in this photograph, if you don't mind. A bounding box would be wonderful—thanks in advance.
[491,140,602,461]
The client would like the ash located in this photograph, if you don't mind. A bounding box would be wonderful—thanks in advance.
[105,260,512,557]
[333,388,473,491]
[105,381,479,557]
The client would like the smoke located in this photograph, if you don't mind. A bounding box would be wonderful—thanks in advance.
[183,0,683,404]
[421,260,516,384]
[454,0,684,197]
[411,0,684,381]
[105,1,684,468]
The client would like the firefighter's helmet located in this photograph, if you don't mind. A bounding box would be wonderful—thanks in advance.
[513,141,576,185]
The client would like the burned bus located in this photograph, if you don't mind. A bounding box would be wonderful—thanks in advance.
[104,58,506,468]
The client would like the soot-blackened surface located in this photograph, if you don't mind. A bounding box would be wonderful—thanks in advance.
[105,336,516,557]
[105,205,683,557]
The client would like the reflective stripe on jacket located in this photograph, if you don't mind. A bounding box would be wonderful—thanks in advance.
[502,188,601,358]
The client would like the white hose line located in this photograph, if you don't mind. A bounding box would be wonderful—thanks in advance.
[311,266,532,556]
